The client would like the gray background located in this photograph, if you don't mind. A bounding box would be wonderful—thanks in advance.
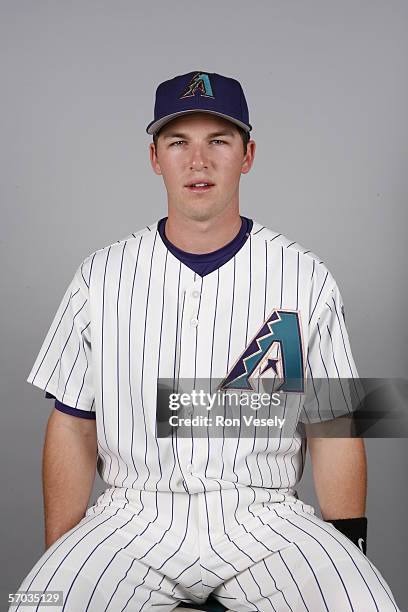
[1,0,407,608]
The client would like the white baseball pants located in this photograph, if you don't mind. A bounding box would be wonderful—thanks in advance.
[8,487,401,611]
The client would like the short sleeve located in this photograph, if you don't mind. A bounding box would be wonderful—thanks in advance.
[45,392,96,420]
[299,281,363,424]
[26,262,95,416]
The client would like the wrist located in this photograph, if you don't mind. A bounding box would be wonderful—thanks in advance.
[324,516,367,554]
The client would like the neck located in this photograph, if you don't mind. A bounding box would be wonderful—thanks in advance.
[164,208,243,254]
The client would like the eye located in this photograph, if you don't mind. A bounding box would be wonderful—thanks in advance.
[211,139,226,144]
[170,140,185,147]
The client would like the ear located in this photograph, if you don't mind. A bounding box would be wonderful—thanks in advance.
[241,140,256,175]
[149,142,162,176]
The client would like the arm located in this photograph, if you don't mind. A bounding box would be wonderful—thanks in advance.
[42,408,97,550]
[305,432,367,520]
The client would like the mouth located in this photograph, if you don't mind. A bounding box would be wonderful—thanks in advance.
[185,181,215,193]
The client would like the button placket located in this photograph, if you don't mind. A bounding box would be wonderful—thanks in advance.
[185,283,201,328]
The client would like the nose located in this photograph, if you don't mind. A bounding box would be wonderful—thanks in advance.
[189,144,209,170]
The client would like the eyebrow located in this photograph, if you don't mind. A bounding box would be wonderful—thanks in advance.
[162,130,236,140]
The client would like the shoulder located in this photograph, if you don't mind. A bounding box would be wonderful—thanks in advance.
[74,221,158,288]
[251,219,331,275]
[251,219,324,266]
[250,219,340,310]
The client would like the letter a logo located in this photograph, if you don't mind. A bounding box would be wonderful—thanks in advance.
[218,310,305,393]
[180,72,215,99]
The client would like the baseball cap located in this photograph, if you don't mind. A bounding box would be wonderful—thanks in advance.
[146,70,252,135]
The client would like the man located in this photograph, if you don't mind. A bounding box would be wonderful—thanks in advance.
[11,71,400,611]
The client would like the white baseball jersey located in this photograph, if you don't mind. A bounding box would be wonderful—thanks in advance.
[17,218,403,612]
[26,218,359,502]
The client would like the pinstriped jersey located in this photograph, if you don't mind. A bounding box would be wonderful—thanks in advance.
[26,218,359,497]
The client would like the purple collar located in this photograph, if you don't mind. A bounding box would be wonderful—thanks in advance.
[157,216,253,276]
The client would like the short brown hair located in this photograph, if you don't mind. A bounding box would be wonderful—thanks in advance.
[153,123,250,156]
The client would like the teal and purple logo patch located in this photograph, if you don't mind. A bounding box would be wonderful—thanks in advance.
[219,310,305,393]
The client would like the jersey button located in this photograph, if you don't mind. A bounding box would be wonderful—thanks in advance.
[190,317,199,327]
[186,463,193,472]
[191,290,200,298]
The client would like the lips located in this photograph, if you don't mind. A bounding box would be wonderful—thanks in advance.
[185,180,215,193]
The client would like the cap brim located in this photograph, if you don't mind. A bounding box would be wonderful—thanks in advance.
[146,109,252,135]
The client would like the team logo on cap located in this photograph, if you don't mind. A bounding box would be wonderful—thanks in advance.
[180,72,215,99]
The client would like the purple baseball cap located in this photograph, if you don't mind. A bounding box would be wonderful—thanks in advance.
[146,70,252,135]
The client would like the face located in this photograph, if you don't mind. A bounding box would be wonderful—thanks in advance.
[149,112,255,222]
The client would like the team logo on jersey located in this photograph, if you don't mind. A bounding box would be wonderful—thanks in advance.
[218,310,305,393]
[179,72,215,99]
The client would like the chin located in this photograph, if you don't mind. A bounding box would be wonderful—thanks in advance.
[189,206,225,223]
[176,199,217,219]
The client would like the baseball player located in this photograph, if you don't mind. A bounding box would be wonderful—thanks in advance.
[10,71,401,611]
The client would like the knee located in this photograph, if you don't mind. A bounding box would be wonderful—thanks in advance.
[332,560,400,612]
